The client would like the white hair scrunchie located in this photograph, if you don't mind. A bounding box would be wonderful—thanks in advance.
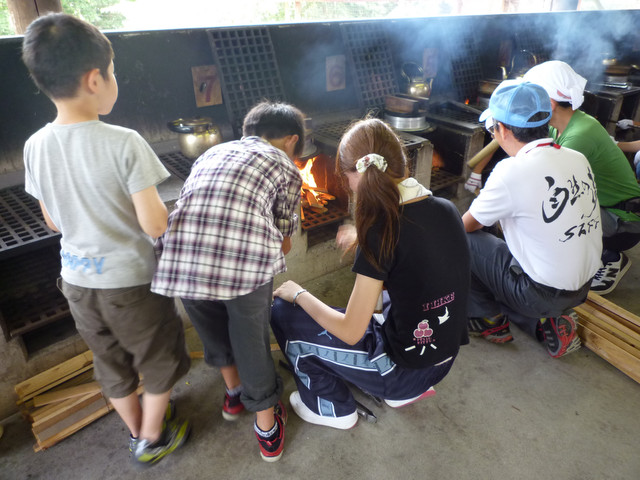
[355,153,387,173]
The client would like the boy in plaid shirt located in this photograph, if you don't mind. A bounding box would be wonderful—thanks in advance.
[152,101,304,462]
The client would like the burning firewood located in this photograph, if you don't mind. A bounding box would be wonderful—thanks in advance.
[306,190,323,209]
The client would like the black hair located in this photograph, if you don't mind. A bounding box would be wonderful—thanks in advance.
[555,101,573,109]
[242,101,306,157]
[500,112,550,143]
[22,13,114,99]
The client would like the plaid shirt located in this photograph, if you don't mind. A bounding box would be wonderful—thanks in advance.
[152,136,301,300]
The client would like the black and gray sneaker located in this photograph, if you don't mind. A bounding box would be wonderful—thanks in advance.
[129,399,177,457]
[133,417,191,467]
[468,315,514,343]
[590,252,631,295]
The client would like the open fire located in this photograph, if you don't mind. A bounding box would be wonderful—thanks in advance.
[294,154,350,232]
[298,156,336,217]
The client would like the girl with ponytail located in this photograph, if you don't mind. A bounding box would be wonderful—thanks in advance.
[271,118,471,430]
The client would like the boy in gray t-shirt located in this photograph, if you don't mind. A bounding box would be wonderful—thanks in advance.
[22,13,190,467]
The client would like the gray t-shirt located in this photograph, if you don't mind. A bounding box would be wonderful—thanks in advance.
[24,121,170,288]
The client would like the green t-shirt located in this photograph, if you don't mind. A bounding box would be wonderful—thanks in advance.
[551,110,640,222]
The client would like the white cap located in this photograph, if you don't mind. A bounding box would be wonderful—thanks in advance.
[523,60,587,111]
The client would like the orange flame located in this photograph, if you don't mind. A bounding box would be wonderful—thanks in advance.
[299,157,317,189]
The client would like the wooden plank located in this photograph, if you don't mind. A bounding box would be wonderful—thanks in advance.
[15,351,93,403]
[574,304,640,349]
[33,382,101,407]
[31,392,101,434]
[587,292,640,332]
[576,312,640,360]
[34,397,111,451]
[578,324,640,384]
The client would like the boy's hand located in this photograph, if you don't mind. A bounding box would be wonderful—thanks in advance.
[282,236,292,255]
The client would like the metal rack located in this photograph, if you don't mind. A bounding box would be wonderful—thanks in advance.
[0,244,69,341]
[0,185,60,259]
[207,27,286,137]
[340,22,399,111]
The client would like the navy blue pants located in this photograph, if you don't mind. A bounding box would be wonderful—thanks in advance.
[270,297,454,418]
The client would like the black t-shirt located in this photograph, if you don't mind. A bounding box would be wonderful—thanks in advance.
[353,196,470,369]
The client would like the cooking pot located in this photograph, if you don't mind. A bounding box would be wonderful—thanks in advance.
[384,111,434,133]
[167,117,222,159]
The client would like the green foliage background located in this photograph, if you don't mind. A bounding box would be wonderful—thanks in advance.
[0,0,128,36]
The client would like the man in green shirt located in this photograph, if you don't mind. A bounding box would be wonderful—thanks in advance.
[524,61,640,295]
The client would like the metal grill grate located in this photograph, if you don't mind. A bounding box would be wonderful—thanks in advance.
[301,204,350,231]
[429,104,482,125]
[207,28,286,137]
[340,22,398,110]
[0,185,60,258]
[315,119,425,150]
[159,152,194,181]
[430,169,463,191]
[0,245,69,340]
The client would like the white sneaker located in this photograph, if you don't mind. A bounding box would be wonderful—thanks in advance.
[590,252,632,295]
[289,391,358,430]
[384,386,436,408]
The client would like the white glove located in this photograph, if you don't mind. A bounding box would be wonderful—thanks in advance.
[634,151,640,168]
[464,172,482,193]
[617,119,635,130]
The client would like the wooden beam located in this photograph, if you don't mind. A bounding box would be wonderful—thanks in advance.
[587,292,640,333]
[14,351,93,403]
[574,304,640,349]
[33,395,111,450]
[6,0,62,34]
[31,392,101,434]
[578,324,640,384]
[33,382,101,407]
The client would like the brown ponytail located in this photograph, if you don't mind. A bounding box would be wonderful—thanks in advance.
[336,118,408,270]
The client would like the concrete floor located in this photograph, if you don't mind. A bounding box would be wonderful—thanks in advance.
[1,246,640,479]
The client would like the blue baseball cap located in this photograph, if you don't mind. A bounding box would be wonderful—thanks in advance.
[479,79,552,128]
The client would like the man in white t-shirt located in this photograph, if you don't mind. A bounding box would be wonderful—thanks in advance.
[462,80,602,358]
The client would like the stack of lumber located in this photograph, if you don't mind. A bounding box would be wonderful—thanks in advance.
[574,292,640,384]
[14,350,141,451]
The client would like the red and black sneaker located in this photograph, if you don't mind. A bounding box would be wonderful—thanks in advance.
[468,315,514,343]
[255,401,287,462]
[541,312,581,358]
[222,391,245,421]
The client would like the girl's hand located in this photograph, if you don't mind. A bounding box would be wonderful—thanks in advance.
[336,224,357,251]
[273,280,304,303]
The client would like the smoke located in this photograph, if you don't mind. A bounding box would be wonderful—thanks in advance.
[547,11,639,83]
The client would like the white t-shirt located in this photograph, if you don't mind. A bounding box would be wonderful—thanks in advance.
[24,121,170,289]
[469,138,602,290]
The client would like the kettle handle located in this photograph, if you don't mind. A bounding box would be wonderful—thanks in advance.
[167,119,195,134]
[401,62,424,82]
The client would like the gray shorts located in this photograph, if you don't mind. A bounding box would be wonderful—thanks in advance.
[58,279,190,398]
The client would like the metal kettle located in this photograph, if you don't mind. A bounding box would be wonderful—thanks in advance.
[401,62,430,98]
[167,117,222,159]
